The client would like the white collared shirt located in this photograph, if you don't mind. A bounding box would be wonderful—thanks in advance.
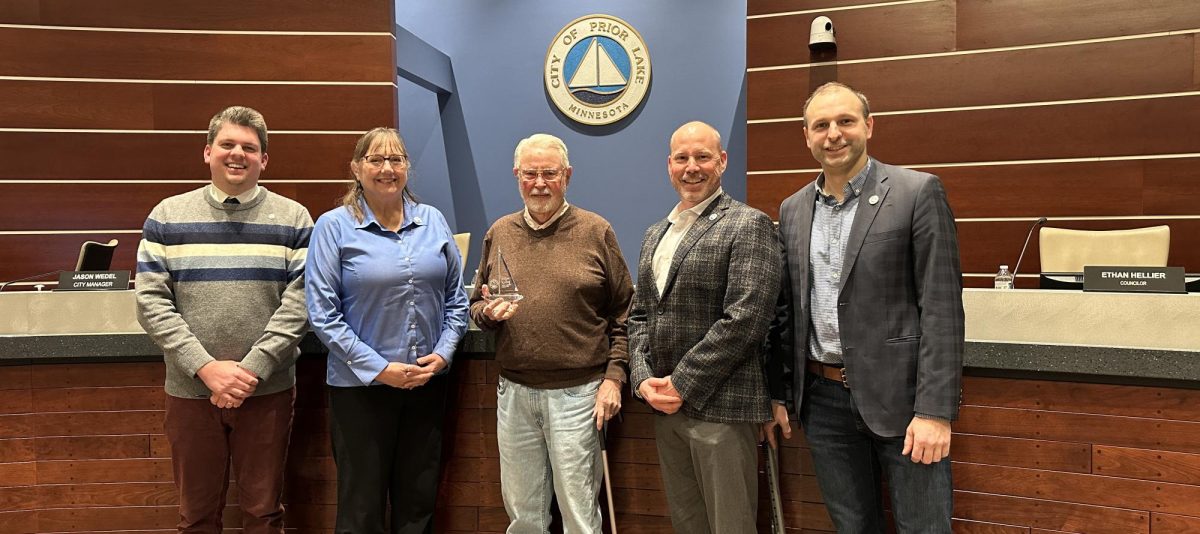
[651,188,723,295]
[523,201,570,230]
[208,184,260,204]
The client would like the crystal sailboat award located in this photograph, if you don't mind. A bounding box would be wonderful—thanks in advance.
[486,249,524,302]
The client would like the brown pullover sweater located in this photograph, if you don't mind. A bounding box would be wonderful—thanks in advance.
[469,207,633,389]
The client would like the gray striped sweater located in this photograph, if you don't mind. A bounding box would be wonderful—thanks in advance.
[135,186,313,399]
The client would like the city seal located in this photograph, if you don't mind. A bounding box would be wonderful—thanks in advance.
[544,14,651,126]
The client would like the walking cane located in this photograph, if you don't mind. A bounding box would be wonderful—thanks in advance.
[600,422,618,534]
[763,428,787,534]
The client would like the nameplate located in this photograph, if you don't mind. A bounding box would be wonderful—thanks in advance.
[56,270,130,291]
[1083,266,1185,294]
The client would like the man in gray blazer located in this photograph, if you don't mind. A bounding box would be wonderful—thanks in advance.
[763,83,964,532]
[630,121,782,533]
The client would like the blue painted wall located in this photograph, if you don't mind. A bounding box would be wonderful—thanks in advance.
[395,1,748,278]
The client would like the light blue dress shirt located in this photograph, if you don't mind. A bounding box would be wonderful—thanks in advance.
[808,159,872,365]
[305,200,469,387]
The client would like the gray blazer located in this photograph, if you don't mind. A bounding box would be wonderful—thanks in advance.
[767,160,964,437]
[629,193,782,424]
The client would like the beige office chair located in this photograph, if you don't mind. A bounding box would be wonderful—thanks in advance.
[1039,226,1170,273]
[76,239,119,271]
[453,232,470,268]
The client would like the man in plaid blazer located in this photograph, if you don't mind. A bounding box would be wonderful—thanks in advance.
[629,121,782,533]
[763,83,964,532]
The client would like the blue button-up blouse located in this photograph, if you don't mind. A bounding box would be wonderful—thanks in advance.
[305,200,469,387]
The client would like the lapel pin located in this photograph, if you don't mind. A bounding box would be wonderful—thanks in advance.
[868,195,879,206]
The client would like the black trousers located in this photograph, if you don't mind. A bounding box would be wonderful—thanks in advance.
[328,376,448,534]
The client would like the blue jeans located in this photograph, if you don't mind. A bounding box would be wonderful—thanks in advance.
[496,377,603,534]
[801,374,953,534]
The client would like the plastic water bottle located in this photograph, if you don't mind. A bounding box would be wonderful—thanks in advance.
[994,265,1014,289]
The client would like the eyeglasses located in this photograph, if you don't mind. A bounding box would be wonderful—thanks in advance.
[363,154,408,169]
[518,168,564,183]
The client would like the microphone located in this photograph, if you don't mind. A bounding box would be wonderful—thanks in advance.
[1012,217,1048,281]
[0,270,63,292]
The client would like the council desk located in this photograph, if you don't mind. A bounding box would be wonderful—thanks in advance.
[1,289,1197,532]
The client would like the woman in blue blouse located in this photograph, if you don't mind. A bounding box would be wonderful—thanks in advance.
[305,127,468,534]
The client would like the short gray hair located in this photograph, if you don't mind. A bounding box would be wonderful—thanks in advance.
[207,106,269,152]
[513,133,570,168]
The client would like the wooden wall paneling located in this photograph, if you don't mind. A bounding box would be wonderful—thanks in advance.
[36,482,177,507]
[32,386,164,412]
[0,389,33,414]
[281,503,335,529]
[778,472,823,502]
[955,462,1200,517]
[607,436,661,465]
[477,506,509,532]
[283,477,336,506]
[956,405,1200,455]
[0,132,361,180]
[748,96,1200,171]
[956,0,1200,49]
[777,443,816,476]
[782,500,835,531]
[1152,512,1200,533]
[961,377,1200,422]
[749,0,870,16]
[153,85,396,132]
[36,458,172,484]
[0,29,393,81]
[0,485,36,511]
[33,411,163,438]
[0,0,392,32]
[747,159,1171,220]
[1093,445,1200,485]
[0,80,396,131]
[0,414,34,440]
[609,461,664,491]
[0,182,349,231]
[36,504,194,531]
[0,438,35,463]
[747,1,956,67]
[0,366,32,390]
[0,462,36,489]
[611,513,674,534]
[611,487,669,517]
[34,435,150,460]
[748,35,1197,120]
[607,411,655,439]
[0,510,36,533]
[439,505,479,532]
[955,219,1200,275]
[29,362,163,388]
[952,518,1031,534]
[1143,159,1200,215]
[953,489,1149,534]
[953,434,1091,473]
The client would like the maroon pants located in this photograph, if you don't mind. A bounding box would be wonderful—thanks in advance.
[165,387,295,534]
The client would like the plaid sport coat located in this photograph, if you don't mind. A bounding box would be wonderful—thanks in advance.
[629,193,783,424]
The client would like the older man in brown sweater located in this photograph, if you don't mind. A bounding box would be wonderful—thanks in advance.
[469,133,633,534]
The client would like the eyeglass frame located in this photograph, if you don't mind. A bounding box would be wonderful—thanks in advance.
[517,168,566,183]
[362,154,409,169]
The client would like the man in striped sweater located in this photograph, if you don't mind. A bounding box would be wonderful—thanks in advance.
[135,106,312,534]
